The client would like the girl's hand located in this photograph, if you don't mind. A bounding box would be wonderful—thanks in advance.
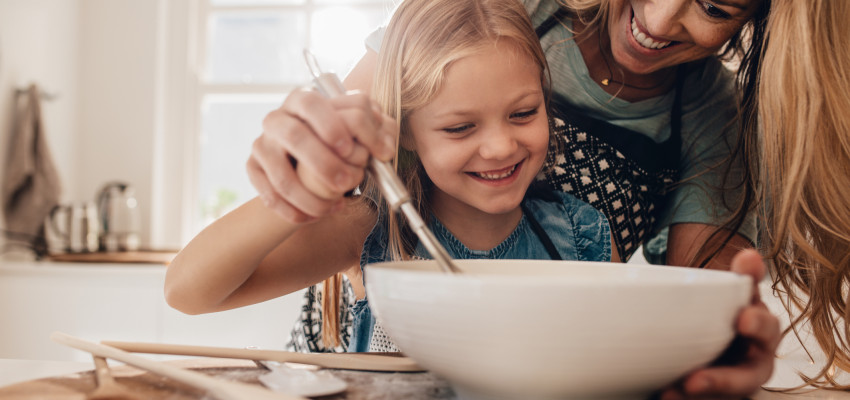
[247,89,397,224]
[660,249,781,399]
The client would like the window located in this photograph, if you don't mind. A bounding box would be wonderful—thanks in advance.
[191,0,396,233]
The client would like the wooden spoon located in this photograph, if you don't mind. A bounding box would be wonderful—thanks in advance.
[51,332,306,400]
[88,356,145,400]
[101,340,425,372]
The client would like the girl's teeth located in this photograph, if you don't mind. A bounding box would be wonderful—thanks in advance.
[476,165,517,180]
[631,16,671,50]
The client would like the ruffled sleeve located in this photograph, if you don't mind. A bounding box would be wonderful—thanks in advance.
[561,192,612,262]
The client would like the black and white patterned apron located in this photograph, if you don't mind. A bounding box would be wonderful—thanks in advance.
[286,276,355,353]
[535,8,682,261]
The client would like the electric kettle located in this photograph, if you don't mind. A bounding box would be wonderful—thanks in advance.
[97,181,140,252]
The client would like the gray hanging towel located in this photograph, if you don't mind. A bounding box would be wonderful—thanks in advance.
[2,84,62,243]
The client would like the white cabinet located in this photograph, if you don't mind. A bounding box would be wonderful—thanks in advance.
[0,261,304,362]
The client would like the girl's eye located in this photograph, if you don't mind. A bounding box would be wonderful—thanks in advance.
[442,124,473,134]
[510,107,539,121]
[700,1,731,19]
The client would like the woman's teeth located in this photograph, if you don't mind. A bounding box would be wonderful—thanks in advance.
[631,16,671,50]
[475,164,517,180]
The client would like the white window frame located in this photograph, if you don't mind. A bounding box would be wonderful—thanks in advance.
[150,0,392,249]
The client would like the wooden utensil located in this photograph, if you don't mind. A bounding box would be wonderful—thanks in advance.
[246,347,348,397]
[101,340,425,372]
[51,332,306,400]
[88,356,145,400]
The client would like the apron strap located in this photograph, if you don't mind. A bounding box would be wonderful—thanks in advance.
[521,202,563,260]
[535,6,571,38]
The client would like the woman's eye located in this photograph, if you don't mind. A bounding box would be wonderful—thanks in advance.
[700,1,731,19]
[442,124,473,134]
[511,108,539,121]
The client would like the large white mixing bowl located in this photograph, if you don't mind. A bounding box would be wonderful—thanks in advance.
[365,259,751,399]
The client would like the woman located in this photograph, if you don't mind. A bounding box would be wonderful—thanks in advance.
[253,0,767,267]
[247,0,779,397]
[517,0,767,268]
[755,0,850,389]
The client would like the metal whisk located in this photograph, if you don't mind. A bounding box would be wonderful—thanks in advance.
[303,50,460,274]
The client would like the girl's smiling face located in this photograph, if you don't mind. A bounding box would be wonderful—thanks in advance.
[607,0,761,75]
[406,40,549,220]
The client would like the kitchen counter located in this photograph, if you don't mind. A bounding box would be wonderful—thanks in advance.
[44,250,178,264]
[0,260,304,362]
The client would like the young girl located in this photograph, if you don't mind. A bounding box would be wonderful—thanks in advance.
[164,0,616,353]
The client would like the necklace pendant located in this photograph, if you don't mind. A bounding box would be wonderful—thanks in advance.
[601,78,610,86]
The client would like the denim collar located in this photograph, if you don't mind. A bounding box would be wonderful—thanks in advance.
[424,215,528,259]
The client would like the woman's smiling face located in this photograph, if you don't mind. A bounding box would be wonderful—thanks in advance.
[607,0,761,75]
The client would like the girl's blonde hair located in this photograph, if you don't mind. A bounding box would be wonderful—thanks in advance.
[757,0,850,389]
[320,0,550,347]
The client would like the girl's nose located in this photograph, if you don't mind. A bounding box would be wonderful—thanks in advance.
[479,125,518,160]
[641,0,688,37]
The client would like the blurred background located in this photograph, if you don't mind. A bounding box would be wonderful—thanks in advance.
[0,0,397,362]
[0,0,397,254]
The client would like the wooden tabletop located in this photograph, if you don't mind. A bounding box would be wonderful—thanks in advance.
[0,358,453,400]
[1,358,848,400]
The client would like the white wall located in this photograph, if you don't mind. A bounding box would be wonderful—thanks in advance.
[76,0,162,249]
[1,0,187,250]
[0,0,81,206]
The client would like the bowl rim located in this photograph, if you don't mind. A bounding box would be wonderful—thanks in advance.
[365,259,752,288]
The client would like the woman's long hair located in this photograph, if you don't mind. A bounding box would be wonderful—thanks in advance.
[758,0,850,388]
[320,0,550,347]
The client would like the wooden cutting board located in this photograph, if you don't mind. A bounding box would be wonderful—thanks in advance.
[0,358,454,400]
[0,359,251,400]
[46,250,178,265]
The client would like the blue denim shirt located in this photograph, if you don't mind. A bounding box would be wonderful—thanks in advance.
[348,190,611,352]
